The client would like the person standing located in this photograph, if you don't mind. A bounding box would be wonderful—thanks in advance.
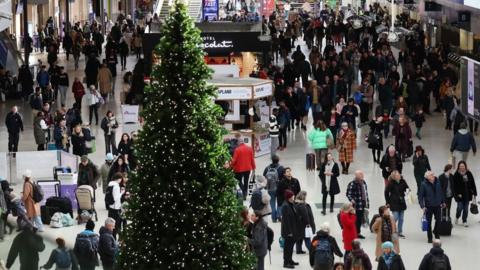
[337,122,356,174]
[368,116,384,164]
[85,55,100,88]
[319,153,340,215]
[346,170,369,238]
[371,206,400,259]
[384,171,409,238]
[439,164,454,220]
[309,222,343,270]
[392,115,412,161]
[450,122,476,165]
[119,37,129,71]
[249,211,268,270]
[85,86,100,125]
[281,189,301,269]
[101,111,119,155]
[262,154,284,222]
[71,125,93,157]
[97,63,113,101]
[339,203,357,259]
[22,170,44,231]
[412,146,431,195]
[6,223,45,270]
[78,155,100,190]
[419,171,445,243]
[277,101,290,150]
[98,218,119,270]
[57,66,69,107]
[377,241,405,270]
[269,108,280,156]
[308,120,333,170]
[379,145,403,187]
[100,153,115,194]
[4,105,24,152]
[33,111,49,150]
[106,173,125,239]
[106,48,118,96]
[452,161,477,227]
[294,191,315,254]
[231,133,256,200]
[41,237,79,270]
[72,77,86,111]
[344,239,372,270]
[74,220,100,270]
[418,239,451,270]
[276,167,301,221]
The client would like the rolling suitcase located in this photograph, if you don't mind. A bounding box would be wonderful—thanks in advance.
[46,196,73,218]
[306,153,316,171]
[437,208,452,236]
[41,205,61,224]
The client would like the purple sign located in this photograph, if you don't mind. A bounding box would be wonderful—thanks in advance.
[203,0,219,21]
[61,184,78,209]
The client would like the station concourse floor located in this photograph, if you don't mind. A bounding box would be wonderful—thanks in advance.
[0,45,479,269]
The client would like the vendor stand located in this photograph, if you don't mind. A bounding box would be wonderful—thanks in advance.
[209,77,273,157]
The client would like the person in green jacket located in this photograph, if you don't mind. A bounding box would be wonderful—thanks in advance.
[308,120,333,170]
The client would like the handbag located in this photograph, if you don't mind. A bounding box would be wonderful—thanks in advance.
[421,214,429,231]
[305,226,313,238]
[86,139,96,154]
[279,237,285,249]
[470,202,479,215]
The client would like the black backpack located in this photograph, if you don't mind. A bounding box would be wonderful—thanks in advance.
[104,186,115,210]
[250,189,266,211]
[314,238,332,267]
[30,182,44,203]
[74,233,97,261]
[266,226,274,251]
[431,254,448,270]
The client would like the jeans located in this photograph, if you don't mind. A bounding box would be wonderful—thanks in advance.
[256,255,265,270]
[456,200,469,223]
[355,209,364,235]
[105,134,117,155]
[58,85,68,106]
[279,128,287,147]
[268,190,278,221]
[270,136,279,157]
[32,215,44,231]
[392,210,404,234]
[89,105,99,124]
[283,236,295,265]
[425,206,441,241]
[296,237,311,252]
[235,171,251,199]
[8,131,19,152]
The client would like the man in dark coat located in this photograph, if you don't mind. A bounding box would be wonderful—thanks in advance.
[85,54,100,88]
[281,189,301,269]
[98,218,119,270]
[4,105,24,152]
[418,239,452,270]
[78,155,100,190]
[6,223,45,270]
[276,167,301,218]
[17,65,34,99]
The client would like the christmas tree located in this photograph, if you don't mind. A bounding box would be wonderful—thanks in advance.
[118,2,254,269]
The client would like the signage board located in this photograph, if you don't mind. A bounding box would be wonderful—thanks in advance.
[254,83,273,98]
[203,0,219,21]
[121,105,139,124]
[254,132,270,157]
[200,32,270,55]
[216,87,252,100]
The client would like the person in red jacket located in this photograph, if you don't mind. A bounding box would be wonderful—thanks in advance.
[72,77,86,112]
[231,133,256,200]
[340,202,357,259]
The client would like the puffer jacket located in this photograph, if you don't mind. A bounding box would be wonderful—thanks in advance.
[248,217,268,257]
[308,128,333,150]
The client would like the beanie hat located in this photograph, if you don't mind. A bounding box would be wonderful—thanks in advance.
[81,155,89,162]
[382,241,394,250]
[284,189,294,200]
[106,153,114,161]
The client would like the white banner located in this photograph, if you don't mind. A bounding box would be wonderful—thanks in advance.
[254,132,271,157]
[254,83,272,98]
[121,105,140,124]
[216,87,252,100]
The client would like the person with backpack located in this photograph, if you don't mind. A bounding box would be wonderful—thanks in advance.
[250,175,272,217]
[249,211,268,270]
[418,239,451,270]
[294,191,316,254]
[42,237,79,270]
[6,222,45,270]
[106,173,125,239]
[319,153,340,215]
[281,189,301,269]
[450,122,476,165]
[344,239,372,270]
[263,154,284,222]
[377,241,405,270]
[21,169,44,232]
[74,220,100,270]
[98,218,119,270]
[309,222,343,270]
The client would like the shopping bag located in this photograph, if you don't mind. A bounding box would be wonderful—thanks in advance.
[362,208,370,227]
[86,139,96,154]
[279,237,285,249]
[421,214,429,232]
[305,226,313,238]
[470,202,479,215]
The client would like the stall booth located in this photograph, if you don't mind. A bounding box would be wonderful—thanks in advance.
[210,77,273,157]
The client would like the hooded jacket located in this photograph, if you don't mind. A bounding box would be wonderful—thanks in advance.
[450,129,476,153]
[98,226,118,266]
[418,247,451,270]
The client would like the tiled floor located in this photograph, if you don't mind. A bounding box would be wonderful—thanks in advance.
[0,43,479,269]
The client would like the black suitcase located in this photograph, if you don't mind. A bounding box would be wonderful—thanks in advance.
[41,205,61,224]
[437,209,452,236]
[46,196,73,218]
[306,153,316,171]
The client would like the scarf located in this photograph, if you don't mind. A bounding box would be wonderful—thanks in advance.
[325,161,334,191]
[382,251,395,269]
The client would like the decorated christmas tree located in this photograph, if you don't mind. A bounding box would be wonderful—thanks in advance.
[118,1,254,269]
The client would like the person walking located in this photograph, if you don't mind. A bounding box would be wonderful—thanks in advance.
[100,153,115,194]
[5,105,24,152]
[439,164,454,220]
[319,153,340,215]
[57,66,69,107]
[419,171,445,243]
[41,237,79,270]
[371,206,400,259]
[294,191,316,254]
[450,122,476,165]
[85,86,100,125]
[250,175,272,218]
[309,222,343,270]
[270,108,280,156]
[22,170,44,231]
[367,116,384,163]
[346,170,369,239]
[231,133,256,200]
[85,55,100,88]
[281,189,301,269]
[452,161,477,227]
[377,241,405,270]
[392,115,412,161]
[308,120,333,170]
[106,173,125,238]
[379,145,403,187]
[101,111,119,155]
[97,63,113,101]
[344,239,372,270]
[413,145,431,194]
[249,211,268,270]
[74,220,100,270]
[6,223,45,270]
[262,154,284,222]
[71,125,93,156]
[33,111,48,151]
[277,101,290,150]
[418,239,452,270]
[119,37,129,71]
[98,218,119,270]
[337,122,356,174]
[72,77,86,112]
[384,171,409,238]
[339,203,357,258]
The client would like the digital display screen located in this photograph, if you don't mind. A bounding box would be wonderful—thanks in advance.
[461,57,480,120]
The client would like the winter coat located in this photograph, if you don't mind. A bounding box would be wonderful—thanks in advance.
[5,111,24,134]
[98,226,118,267]
[340,105,358,128]
[308,128,333,150]
[339,211,357,251]
[319,161,340,195]
[101,116,119,135]
[276,177,301,206]
[72,81,85,99]
[453,170,477,202]
[385,179,409,211]
[281,201,302,240]
[344,248,372,270]
[418,247,452,270]
[379,153,403,179]
[231,143,256,173]
[346,180,369,210]
[419,178,445,208]
[450,129,477,153]
[248,217,268,257]
[71,128,92,156]
[294,201,316,234]
[6,229,45,270]
[309,231,343,267]
[392,122,412,156]
[368,120,383,150]
[439,173,454,199]
[337,128,356,163]
[252,186,271,217]
[42,247,79,270]
[22,180,40,218]
[33,116,48,145]
[413,154,431,178]
[100,162,113,193]
[372,215,400,258]
[377,253,405,270]
[85,58,100,87]
[97,67,113,96]
[78,161,100,189]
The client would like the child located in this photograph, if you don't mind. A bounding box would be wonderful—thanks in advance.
[412,107,425,139]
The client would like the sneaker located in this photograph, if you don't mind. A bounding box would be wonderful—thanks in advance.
[455,218,459,225]
[321,210,326,216]
[463,222,469,227]
[399,234,406,239]
[358,234,365,239]
[283,264,295,269]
